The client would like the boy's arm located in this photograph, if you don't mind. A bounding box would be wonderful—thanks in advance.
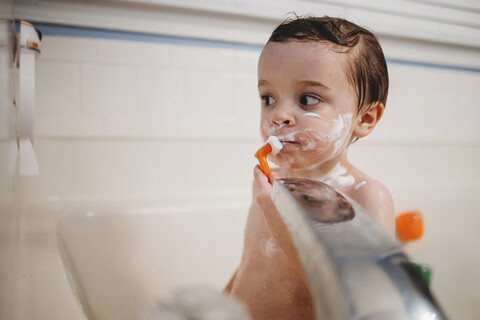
[371,185,395,237]
[355,179,395,237]
[253,166,302,265]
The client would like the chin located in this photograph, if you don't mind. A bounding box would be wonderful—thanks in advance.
[274,158,309,170]
[275,152,328,170]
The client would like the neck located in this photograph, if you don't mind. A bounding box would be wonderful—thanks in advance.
[281,154,355,188]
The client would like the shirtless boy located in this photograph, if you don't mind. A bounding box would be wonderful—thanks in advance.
[225,16,395,320]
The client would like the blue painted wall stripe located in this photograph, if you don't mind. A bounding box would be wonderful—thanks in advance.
[27,22,264,52]
[21,21,480,74]
[386,58,480,74]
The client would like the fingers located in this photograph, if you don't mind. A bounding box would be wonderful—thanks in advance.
[269,171,281,184]
[253,165,273,207]
[254,165,280,185]
[254,165,269,183]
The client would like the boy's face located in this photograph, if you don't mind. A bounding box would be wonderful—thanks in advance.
[258,41,358,169]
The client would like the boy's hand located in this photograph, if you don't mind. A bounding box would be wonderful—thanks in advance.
[253,165,280,208]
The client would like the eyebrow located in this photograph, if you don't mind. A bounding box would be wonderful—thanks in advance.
[257,79,330,90]
[258,79,269,88]
[299,80,330,90]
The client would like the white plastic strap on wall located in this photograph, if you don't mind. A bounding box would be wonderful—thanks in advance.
[17,21,40,176]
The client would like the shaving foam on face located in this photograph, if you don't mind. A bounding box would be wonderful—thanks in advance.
[328,113,352,152]
[263,112,352,152]
[261,110,354,172]
[302,112,328,121]
[330,114,350,137]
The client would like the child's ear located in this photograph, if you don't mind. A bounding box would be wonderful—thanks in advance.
[353,101,384,138]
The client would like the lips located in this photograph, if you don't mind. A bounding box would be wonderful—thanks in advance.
[280,140,299,145]
[275,131,310,148]
[280,140,302,150]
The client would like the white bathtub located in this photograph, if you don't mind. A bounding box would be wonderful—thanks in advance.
[57,204,247,320]
[7,190,480,320]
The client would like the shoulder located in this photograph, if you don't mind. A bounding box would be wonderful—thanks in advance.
[346,172,396,237]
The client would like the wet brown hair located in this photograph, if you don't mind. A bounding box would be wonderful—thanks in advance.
[268,15,389,112]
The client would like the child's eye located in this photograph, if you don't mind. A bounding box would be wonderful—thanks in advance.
[299,95,320,106]
[261,95,277,106]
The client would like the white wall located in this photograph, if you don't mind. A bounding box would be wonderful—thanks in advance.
[2,0,480,319]
[27,36,262,202]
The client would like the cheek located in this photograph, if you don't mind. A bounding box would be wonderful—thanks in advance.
[260,119,273,139]
[302,113,353,150]
[286,113,354,166]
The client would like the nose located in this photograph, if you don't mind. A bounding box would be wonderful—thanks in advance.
[273,119,292,126]
[271,108,295,127]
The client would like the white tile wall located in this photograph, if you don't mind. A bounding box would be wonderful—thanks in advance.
[171,46,235,70]
[186,70,234,120]
[20,139,257,203]
[36,62,81,116]
[35,115,105,137]
[17,34,480,319]
[40,36,97,62]
[98,40,170,66]
[82,64,138,115]
[368,64,480,143]
[35,37,262,140]
[136,68,186,116]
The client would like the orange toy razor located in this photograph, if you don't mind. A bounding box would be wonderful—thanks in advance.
[254,136,283,177]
